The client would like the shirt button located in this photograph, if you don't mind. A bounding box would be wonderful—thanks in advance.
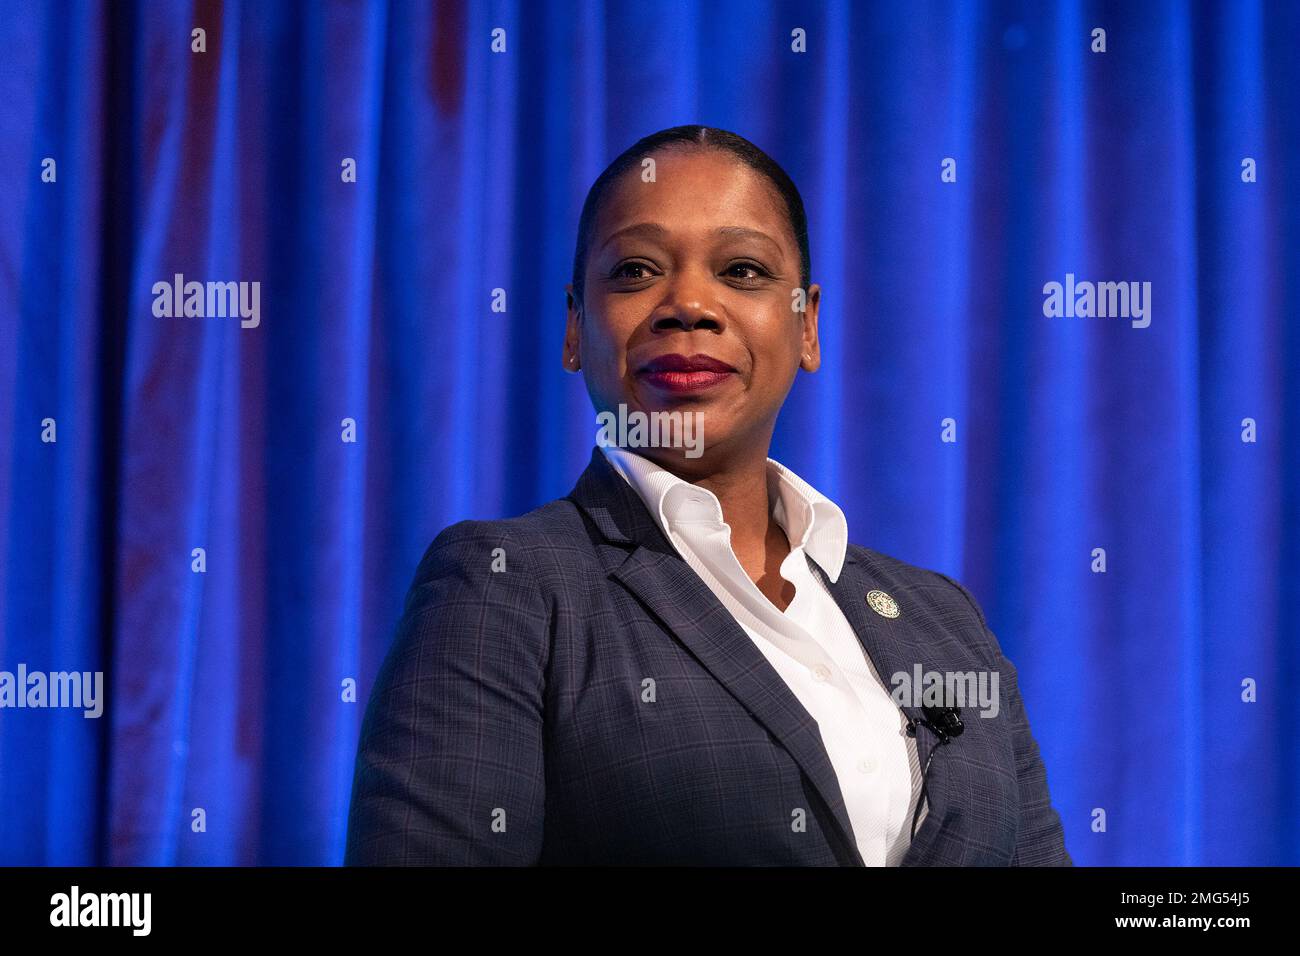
[812,664,832,682]
[858,756,877,774]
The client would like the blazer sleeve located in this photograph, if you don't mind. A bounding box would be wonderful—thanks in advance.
[344,521,551,865]
[937,573,1073,866]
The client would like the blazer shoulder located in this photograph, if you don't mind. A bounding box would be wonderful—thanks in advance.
[424,497,584,546]
[847,542,972,598]
[410,497,596,592]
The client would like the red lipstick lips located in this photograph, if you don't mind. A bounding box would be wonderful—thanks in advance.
[636,353,737,393]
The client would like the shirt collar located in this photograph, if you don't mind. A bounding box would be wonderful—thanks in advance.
[599,444,849,583]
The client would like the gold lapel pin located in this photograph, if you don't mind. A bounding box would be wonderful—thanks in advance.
[866,589,900,618]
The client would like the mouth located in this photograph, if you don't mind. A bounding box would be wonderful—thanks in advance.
[635,353,738,393]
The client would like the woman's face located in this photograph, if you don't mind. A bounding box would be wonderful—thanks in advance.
[564,147,820,470]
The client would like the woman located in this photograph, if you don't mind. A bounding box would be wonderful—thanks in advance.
[344,125,1071,866]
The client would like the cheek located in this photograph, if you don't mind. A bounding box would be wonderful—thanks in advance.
[581,312,622,358]
[587,297,634,338]
[744,309,803,369]
[580,322,634,402]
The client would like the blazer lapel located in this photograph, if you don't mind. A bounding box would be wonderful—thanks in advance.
[567,447,867,866]
[810,551,946,865]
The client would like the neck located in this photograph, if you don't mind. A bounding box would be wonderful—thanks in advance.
[692,455,773,550]
[686,442,794,610]
[637,432,780,554]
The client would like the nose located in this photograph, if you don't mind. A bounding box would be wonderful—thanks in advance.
[649,269,725,334]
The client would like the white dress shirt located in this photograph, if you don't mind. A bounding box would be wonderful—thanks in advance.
[600,444,926,866]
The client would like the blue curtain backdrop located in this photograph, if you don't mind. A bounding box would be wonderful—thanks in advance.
[1,0,1296,865]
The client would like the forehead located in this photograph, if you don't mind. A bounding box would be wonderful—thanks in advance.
[592,147,791,252]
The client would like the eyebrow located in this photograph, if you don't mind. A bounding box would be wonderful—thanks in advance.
[598,222,783,257]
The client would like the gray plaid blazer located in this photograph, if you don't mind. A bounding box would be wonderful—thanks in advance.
[344,447,1071,866]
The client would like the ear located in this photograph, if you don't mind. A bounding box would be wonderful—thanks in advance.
[799,282,821,371]
[563,283,582,372]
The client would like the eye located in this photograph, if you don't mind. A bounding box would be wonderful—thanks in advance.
[724,261,772,282]
[610,260,657,281]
